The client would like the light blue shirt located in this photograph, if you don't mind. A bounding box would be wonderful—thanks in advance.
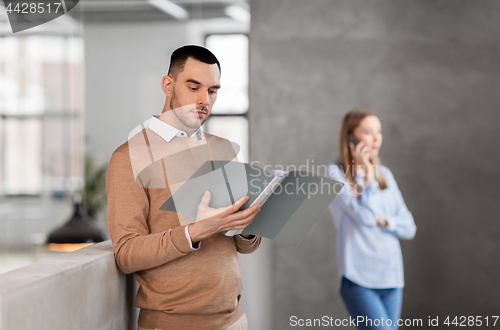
[326,162,416,289]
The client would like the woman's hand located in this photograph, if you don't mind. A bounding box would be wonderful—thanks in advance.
[376,215,388,227]
[349,141,375,182]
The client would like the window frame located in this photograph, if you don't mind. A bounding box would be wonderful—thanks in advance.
[204,33,250,162]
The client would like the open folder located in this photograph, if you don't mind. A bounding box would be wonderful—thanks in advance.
[159,161,343,246]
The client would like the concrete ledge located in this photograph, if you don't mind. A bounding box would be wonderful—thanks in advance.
[0,240,136,330]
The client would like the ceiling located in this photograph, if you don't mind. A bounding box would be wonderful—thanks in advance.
[73,0,249,23]
[0,0,249,33]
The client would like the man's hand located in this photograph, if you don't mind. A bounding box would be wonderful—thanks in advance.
[188,191,261,243]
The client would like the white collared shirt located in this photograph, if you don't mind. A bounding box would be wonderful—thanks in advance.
[149,114,204,142]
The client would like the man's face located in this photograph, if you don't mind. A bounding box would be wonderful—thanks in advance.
[169,57,220,130]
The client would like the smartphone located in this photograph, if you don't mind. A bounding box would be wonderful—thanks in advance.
[347,134,359,149]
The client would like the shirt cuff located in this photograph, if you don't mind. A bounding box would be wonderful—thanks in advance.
[384,216,397,231]
[238,234,256,241]
[185,225,200,250]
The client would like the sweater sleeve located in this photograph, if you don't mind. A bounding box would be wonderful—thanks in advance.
[234,234,262,254]
[106,149,195,274]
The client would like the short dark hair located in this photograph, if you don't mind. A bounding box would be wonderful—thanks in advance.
[168,45,221,79]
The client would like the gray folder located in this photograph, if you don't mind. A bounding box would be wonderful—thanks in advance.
[160,161,343,246]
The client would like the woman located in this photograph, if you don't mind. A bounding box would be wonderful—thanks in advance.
[326,109,416,330]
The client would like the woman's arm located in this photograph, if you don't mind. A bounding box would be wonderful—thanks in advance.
[378,169,416,240]
[326,165,378,227]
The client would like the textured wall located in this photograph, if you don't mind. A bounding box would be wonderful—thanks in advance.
[250,0,500,328]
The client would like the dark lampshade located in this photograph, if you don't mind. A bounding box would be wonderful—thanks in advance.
[46,199,108,252]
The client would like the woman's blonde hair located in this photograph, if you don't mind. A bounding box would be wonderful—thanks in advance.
[339,109,387,192]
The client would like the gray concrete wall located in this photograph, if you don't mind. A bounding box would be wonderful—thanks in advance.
[250,0,500,328]
[0,241,137,330]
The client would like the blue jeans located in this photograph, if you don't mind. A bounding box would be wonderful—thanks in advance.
[340,277,403,330]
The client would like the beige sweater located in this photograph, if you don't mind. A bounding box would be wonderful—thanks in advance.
[106,128,261,330]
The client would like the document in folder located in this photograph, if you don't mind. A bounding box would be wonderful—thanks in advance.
[159,161,343,246]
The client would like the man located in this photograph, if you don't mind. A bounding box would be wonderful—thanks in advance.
[106,45,261,330]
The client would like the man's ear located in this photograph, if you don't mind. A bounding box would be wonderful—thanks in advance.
[161,75,174,97]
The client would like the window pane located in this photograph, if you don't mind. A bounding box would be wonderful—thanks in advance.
[205,116,249,163]
[4,119,43,194]
[206,34,248,114]
[0,35,84,195]
[0,37,22,114]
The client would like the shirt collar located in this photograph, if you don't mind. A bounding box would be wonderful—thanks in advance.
[149,114,205,142]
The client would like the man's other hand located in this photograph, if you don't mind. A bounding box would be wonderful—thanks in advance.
[188,191,261,243]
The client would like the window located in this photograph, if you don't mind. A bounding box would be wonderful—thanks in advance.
[0,35,84,195]
[205,34,249,162]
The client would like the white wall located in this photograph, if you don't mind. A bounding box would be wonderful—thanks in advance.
[0,196,73,249]
[83,22,188,165]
